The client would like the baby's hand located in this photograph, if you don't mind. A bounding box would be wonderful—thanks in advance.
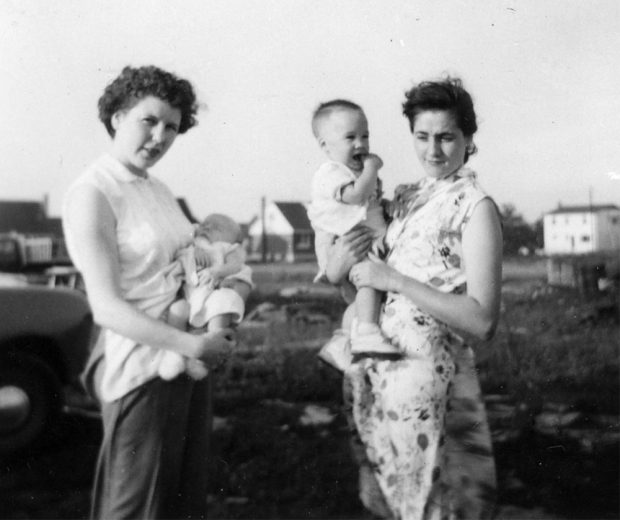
[197,268,216,286]
[194,248,212,268]
[363,153,383,171]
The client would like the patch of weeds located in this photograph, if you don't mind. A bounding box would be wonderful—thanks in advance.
[477,285,619,414]
[209,402,363,519]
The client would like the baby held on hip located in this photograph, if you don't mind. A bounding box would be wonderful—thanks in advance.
[159,213,248,381]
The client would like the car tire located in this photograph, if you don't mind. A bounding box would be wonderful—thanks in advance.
[0,352,63,454]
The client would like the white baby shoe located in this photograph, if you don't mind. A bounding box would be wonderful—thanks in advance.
[317,329,352,372]
[350,321,400,355]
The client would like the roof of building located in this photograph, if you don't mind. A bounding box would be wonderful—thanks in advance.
[546,204,619,215]
[274,201,313,231]
[43,217,64,236]
[0,201,49,234]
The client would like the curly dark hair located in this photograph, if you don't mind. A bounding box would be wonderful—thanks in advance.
[98,65,199,137]
[402,77,478,161]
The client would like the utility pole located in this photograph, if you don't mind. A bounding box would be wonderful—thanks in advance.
[589,186,595,252]
[261,196,267,263]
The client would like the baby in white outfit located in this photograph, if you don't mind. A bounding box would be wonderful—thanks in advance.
[159,213,250,380]
[307,99,398,372]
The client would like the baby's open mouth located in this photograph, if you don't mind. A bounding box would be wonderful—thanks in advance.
[352,153,365,168]
[350,154,365,171]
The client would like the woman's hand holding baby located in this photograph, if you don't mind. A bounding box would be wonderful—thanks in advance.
[325,225,374,284]
[349,254,402,293]
[192,328,236,367]
[385,197,410,220]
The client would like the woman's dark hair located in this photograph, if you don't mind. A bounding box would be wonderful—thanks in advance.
[402,77,478,161]
[98,65,199,137]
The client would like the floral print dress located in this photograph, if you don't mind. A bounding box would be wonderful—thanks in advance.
[344,167,497,520]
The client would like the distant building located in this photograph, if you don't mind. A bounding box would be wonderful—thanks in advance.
[543,204,620,255]
[0,198,201,271]
[0,200,49,234]
[543,204,620,291]
[247,201,315,263]
[0,200,69,267]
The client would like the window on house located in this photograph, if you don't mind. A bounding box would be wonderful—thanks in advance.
[296,233,312,250]
[581,235,591,242]
[611,217,619,225]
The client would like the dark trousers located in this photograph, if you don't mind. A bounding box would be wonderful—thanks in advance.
[91,375,212,520]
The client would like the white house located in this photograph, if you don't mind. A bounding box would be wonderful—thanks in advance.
[247,201,315,263]
[543,204,620,255]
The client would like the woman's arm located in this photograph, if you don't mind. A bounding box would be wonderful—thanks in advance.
[64,184,235,361]
[350,199,503,340]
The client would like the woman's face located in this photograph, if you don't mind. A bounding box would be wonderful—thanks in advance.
[411,110,472,179]
[110,95,182,176]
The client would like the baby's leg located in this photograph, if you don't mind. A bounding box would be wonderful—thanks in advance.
[186,311,232,379]
[163,299,209,380]
[207,313,234,331]
[158,300,191,380]
[355,286,381,326]
[168,299,190,331]
[184,312,234,379]
[191,287,245,372]
[341,302,356,333]
[351,287,399,355]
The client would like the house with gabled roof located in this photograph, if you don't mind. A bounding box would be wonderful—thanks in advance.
[0,200,49,234]
[247,201,315,263]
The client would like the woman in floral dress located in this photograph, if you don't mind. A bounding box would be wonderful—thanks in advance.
[325,77,502,519]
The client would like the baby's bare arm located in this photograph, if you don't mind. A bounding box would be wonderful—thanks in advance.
[340,154,383,205]
[209,246,245,280]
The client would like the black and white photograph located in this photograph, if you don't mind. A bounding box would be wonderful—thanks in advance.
[1,1,618,519]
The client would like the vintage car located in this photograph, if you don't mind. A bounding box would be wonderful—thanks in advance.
[0,272,97,454]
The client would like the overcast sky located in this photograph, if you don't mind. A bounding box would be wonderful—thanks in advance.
[2,0,619,224]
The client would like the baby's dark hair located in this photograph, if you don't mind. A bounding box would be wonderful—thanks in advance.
[311,99,364,138]
[403,77,478,161]
[98,65,199,137]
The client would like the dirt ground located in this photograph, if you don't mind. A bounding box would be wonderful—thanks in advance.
[0,258,618,519]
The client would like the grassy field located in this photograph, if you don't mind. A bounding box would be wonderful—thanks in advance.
[2,257,616,519]
[204,257,619,519]
[243,257,619,411]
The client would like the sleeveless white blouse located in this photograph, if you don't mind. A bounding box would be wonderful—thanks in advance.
[63,154,194,401]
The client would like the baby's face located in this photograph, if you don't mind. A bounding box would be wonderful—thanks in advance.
[318,109,369,173]
[197,221,237,244]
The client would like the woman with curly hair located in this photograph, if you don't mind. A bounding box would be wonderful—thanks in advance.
[325,77,502,519]
[63,65,250,519]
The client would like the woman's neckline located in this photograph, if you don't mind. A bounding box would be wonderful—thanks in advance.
[103,154,150,182]
[424,165,471,184]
